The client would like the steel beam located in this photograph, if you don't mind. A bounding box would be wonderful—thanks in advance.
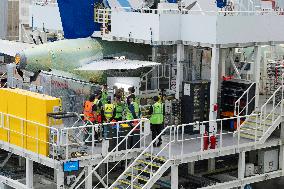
[175,44,185,99]
[238,151,245,189]
[209,46,220,122]
[188,162,195,175]
[56,167,65,189]
[253,45,261,110]
[200,170,282,189]
[26,158,33,189]
[151,46,158,90]
[171,165,179,189]
[85,166,93,189]
[280,122,284,175]
[208,158,215,172]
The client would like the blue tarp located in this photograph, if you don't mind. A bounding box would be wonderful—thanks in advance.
[57,0,100,39]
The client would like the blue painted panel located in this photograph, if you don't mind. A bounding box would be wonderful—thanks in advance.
[116,0,131,9]
[63,161,79,172]
[216,0,227,8]
[57,0,100,39]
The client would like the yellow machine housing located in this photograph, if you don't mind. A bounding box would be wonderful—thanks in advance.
[0,88,61,156]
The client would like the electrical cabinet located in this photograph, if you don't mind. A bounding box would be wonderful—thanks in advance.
[258,149,279,173]
[181,80,210,134]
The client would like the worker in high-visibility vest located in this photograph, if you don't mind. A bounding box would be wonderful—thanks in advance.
[149,96,164,147]
[126,94,140,121]
[83,95,97,124]
[101,84,108,106]
[103,96,115,123]
[93,92,103,123]
[113,95,125,121]
[83,95,97,145]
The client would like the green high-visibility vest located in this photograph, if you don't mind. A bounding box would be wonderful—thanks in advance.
[126,106,134,120]
[104,104,114,119]
[101,91,108,105]
[115,103,124,119]
[133,101,140,118]
[125,102,140,120]
[150,102,164,124]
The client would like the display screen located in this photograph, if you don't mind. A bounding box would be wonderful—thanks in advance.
[63,161,79,172]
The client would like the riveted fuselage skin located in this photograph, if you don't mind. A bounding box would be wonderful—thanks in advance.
[17,37,151,82]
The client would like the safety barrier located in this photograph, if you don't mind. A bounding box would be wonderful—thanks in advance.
[0,112,59,159]
[234,82,256,116]
[109,114,268,188]
[100,7,284,16]
[73,118,149,189]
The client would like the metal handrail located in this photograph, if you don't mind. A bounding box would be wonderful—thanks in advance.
[260,85,283,136]
[110,114,259,188]
[234,82,256,116]
[106,6,284,15]
[75,118,148,189]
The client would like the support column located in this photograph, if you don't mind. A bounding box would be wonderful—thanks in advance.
[279,122,284,175]
[209,46,220,131]
[192,48,197,80]
[56,167,65,189]
[238,151,245,180]
[253,45,261,110]
[151,46,158,90]
[208,158,215,172]
[171,165,179,189]
[219,48,226,91]
[175,44,185,100]
[85,166,93,189]
[188,162,195,175]
[26,158,33,189]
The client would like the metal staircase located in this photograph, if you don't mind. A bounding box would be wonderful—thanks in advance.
[110,127,173,189]
[235,84,284,143]
[73,81,284,189]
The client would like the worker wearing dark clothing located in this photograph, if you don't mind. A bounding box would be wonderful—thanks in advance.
[149,96,164,147]
[93,92,103,123]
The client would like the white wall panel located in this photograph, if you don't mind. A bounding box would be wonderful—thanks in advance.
[29,5,62,31]
[0,0,8,39]
[159,14,180,41]
[111,12,159,41]
[181,15,217,44]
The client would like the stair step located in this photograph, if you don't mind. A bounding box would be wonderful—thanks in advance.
[244,121,271,128]
[125,172,149,182]
[117,179,143,189]
[240,132,261,140]
[137,159,162,168]
[133,165,156,174]
[241,128,263,136]
[114,184,129,189]
[241,123,265,131]
[143,153,167,162]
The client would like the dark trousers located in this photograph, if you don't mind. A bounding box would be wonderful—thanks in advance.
[151,124,163,143]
